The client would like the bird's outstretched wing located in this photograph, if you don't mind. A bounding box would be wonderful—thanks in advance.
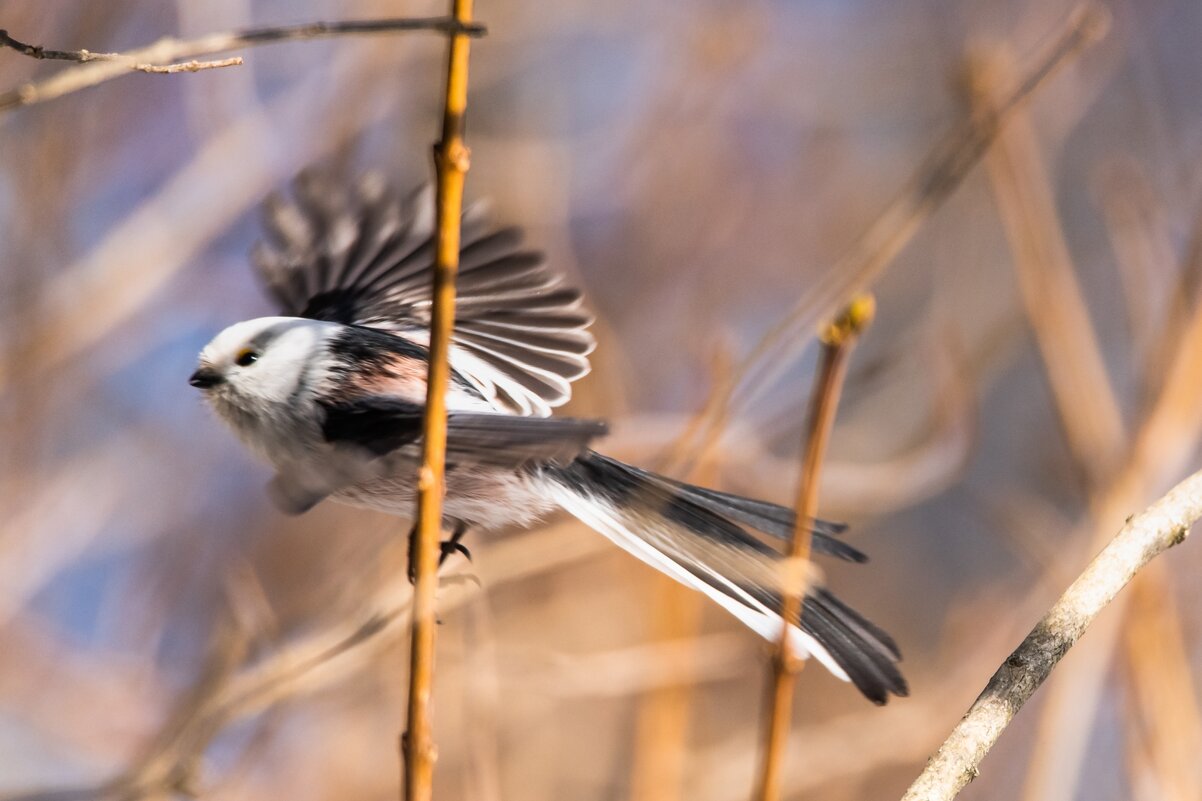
[252,170,595,416]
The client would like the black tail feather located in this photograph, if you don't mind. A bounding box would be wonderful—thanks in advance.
[576,455,866,562]
[667,482,868,563]
[547,452,906,703]
[801,592,909,704]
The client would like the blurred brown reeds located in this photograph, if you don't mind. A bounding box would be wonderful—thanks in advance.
[4,2,1202,801]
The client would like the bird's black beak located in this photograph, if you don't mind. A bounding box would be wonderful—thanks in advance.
[189,366,224,389]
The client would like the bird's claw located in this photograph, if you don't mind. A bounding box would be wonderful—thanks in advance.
[439,539,472,565]
[408,523,471,583]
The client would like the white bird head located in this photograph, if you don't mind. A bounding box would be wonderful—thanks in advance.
[191,317,335,415]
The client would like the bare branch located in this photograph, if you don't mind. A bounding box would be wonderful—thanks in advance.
[754,296,873,801]
[899,468,1202,801]
[404,1,475,799]
[0,31,244,74]
[0,17,486,112]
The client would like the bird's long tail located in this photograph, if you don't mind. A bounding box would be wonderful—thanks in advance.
[538,451,907,704]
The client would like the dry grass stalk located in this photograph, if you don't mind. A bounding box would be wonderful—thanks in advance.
[0,18,486,111]
[899,467,1202,801]
[753,295,873,801]
[404,1,475,799]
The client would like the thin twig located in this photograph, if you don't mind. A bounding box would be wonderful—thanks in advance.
[0,17,486,112]
[899,468,1202,801]
[134,57,244,74]
[753,296,874,801]
[403,1,474,800]
[0,28,248,75]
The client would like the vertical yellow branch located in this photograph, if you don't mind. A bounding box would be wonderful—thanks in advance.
[753,296,874,801]
[404,2,473,800]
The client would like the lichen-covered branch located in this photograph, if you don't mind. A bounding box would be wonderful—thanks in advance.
[900,468,1202,801]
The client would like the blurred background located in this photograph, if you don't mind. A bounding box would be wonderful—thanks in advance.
[3,1,1202,799]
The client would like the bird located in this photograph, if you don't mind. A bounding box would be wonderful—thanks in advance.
[190,170,908,704]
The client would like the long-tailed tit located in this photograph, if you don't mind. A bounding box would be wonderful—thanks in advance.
[190,171,907,703]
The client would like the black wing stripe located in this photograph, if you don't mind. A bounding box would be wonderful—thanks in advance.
[443,414,607,466]
[319,395,606,466]
[319,396,423,457]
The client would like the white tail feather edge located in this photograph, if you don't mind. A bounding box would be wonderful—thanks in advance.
[542,481,852,684]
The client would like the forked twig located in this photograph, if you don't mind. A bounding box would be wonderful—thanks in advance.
[899,468,1202,801]
[753,296,874,801]
[404,1,475,800]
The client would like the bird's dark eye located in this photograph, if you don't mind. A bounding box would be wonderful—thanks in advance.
[235,349,259,367]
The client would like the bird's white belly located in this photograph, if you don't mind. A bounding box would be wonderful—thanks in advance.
[332,465,559,531]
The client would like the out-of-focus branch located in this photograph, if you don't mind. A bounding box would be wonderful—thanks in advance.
[1018,253,1202,801]
[0,41,399,394]
[0,520,612,801]
[965,43,1202,801]
[965,50,1124,487]
[404,1,474,799]
[754,296,873,801]
[630,346,733,801]
[899,468,1202,801]
[674,4,1109,466]
[0,17,486,112]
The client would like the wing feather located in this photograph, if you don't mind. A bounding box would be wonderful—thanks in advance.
[253,170,595,416]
